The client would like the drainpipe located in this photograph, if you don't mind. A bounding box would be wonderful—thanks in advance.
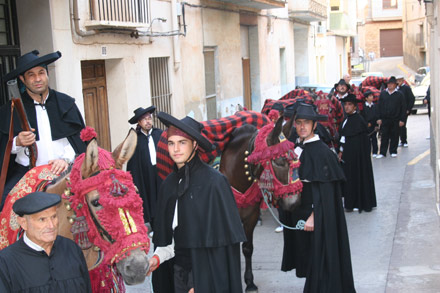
[171,0,181,71]
[70,0,97,37]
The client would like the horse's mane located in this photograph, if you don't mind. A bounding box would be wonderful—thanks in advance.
[48,163,73,185]
[231,124,257,138]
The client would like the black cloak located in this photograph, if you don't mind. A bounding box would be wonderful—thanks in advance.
[281,139,356,293]
[0,236,92,292]
[0,89,86,170]
[153,155,246,292]
[127,127,163,224]
[339,112,377,212]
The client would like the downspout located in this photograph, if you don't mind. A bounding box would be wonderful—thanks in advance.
[70,0,97,37]
[171,0,181,71]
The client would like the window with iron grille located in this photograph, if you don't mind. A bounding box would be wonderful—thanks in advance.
[89,0,150,25]
[149,57,171,130]
[383,0,397,9]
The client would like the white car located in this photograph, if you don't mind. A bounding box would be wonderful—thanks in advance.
[411,72,430,114]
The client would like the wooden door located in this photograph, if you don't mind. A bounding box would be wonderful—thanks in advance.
[380,29,403,57]
[81,60,111,151]
[242,58,251,110]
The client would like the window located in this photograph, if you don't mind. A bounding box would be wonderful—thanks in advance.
[383,0,397,9]
[90,0,150,24]
[330,0,340,11]
[149,57,171,130]
[204,48,218,120]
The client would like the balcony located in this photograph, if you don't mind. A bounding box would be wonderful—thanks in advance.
[288,0,327,23]
[329,11,356,37]
[215,0,286,10]
[85,0,150,30]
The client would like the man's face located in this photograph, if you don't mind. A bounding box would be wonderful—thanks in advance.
[337,84,348,94]
[344,101,356,114]
[18,206,58,247]
[19,66,49,96]
[397,78,404,86]
[138,113,153,132]
[343,74,351,84]
[387,82,397,92]
[295,119,316,141]
[366,95,374,103]
[167,135,197,169]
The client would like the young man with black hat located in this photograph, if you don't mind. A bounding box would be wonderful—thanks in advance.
[147,112,246,292]
[281,103,355,292]
[396,75,415,148]
[376,76,406,158]
[126,106,163,231]
[0,192,91,292]
[360,90,379,157]
[0,50,86,209]
[339,94,377,213]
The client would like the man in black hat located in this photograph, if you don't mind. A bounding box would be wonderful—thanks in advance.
[376,76,406,158]
[147,112,246,293]
[126,106,163,231]
[338,94,377,213]
[396,75,415,147]
[0,50,86,209]
[0,192,91,292]
[360,90,379,157]
[281,103,355,292]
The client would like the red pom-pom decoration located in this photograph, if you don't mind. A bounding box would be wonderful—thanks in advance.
[80,126,97,142]
[268,109,280,122]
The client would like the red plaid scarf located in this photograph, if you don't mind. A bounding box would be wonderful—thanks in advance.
[156,111,271,180]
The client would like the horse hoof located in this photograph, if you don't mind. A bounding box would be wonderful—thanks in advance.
[245,284,258,293]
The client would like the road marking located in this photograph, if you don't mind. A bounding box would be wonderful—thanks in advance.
[407,149,430,165]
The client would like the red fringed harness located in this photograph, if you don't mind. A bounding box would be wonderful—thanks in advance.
[247,122,303,205]
[65,148,150,292]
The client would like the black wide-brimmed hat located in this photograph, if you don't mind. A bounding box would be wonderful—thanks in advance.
[294,103,327,121]
[157,112,215,151]
[363,90,374,99]
[284,99,314,118]
[13,192,61,217]
[128,106,156,124]
[3,50,61,82]
[334,79,351,91]
[340,93,359,104]
[387,76,398,84]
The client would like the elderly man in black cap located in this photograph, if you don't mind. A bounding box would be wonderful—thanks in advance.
[281,103,355,292]
[376,76,406,158]
[147,112,246,293]
[0,50,86,210]
[127,106,163,232]
[0,192,91,292]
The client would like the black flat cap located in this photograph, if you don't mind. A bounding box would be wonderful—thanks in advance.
[13,192,61,217]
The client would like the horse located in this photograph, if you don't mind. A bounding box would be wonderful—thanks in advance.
[220,113,302,292]
[0,129,151,292]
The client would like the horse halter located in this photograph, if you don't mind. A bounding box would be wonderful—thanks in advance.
[246,122,302,205]
[64,148,150,265]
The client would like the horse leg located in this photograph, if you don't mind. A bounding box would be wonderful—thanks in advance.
[240,204,260,292]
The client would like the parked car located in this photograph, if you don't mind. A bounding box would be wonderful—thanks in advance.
[298,83,334,94]
[361,72,384,77]
[411,72,430,114]
[351,77,365,87]
[415,66,430,85]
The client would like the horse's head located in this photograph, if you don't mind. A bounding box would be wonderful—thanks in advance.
[248,115,302,212]
[65,129,150,286]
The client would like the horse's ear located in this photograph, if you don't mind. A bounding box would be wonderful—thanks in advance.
[282,117,293,139]
[267,114,284,146]
[112,129,138,169]
[81,139,100,179]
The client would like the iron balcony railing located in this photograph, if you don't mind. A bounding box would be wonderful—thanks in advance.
[90,0,150,25]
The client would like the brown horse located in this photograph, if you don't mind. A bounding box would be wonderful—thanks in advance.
[0,129,150,291]
[220,115,301,292]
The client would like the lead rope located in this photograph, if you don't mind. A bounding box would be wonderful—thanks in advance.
[261,189,305,230]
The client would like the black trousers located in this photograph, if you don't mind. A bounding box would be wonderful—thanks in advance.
[380,119,400,156]
[368,126,378,155]
[399,114,409,144]
[0,164,29,211]
[173,264,193,293]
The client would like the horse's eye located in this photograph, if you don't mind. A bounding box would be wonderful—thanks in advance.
[91,199,101,207]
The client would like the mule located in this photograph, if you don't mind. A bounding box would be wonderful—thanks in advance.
[220,115,302,292]
[0,129,150,291]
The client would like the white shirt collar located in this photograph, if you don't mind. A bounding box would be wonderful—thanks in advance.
[337,92,348,99]
[32,92,50,105]
[303,134,320,144]
[386,88,398,95]
[23,232,45,251]
[365,102,373,107]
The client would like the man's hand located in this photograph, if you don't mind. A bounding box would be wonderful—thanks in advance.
[146,256,159,277]
[16,129,36,147]
[424,99,428,105]
[304,212,314,232]
[48,159,69,175]
[188,289,194,293]
[377,119,382,126]
[338,152,343,162]
[399,121,404,127]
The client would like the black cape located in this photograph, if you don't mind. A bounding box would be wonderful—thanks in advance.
[127,127,163,224]
[281,139,356,293]
[0,236,92,292]
[339,113,377,212]
[0,89,86,171]
[153,155,246,292]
